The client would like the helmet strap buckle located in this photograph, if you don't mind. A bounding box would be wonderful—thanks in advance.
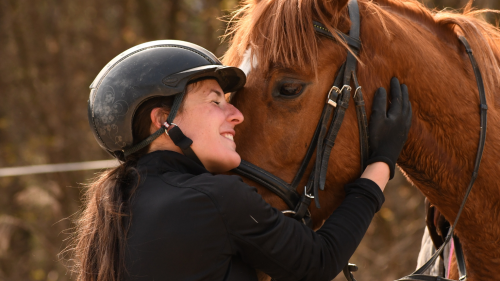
[163,122,178,136]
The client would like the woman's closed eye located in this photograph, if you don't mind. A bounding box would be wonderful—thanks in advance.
[212,100,220,105]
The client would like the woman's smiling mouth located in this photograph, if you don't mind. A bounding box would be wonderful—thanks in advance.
[221,133,234,141]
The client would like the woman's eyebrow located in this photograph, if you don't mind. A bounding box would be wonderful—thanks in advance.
[210,89,224,98]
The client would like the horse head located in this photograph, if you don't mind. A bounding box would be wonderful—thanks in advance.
[224,0,500,279]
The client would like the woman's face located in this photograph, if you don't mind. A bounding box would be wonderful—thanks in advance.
[174,79,244,173]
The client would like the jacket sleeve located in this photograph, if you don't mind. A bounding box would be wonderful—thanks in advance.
[207,175,384,281]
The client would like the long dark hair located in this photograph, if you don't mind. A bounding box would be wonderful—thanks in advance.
[71,96,174,281]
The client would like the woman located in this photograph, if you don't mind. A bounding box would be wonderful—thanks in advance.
[75,40,411,281]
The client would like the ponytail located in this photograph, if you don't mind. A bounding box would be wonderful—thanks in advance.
[70,95,176,281]
[73,157,139,281]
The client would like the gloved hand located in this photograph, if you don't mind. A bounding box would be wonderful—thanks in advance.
[366,77,412,179]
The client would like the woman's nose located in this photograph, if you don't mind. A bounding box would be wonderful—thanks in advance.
[226,103,244,125]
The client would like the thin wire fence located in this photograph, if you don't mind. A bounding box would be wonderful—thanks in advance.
[0,160,118,177]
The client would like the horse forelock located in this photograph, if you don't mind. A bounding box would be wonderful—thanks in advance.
[223,0,500,97]
[222,0,350,75]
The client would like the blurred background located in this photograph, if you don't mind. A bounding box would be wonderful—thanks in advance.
[0,0,498,280]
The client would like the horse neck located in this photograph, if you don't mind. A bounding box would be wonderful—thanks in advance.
[355,2,500,277]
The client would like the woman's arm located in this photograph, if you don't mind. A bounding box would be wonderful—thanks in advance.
[361,162,390,191]
[213,78,411,280]
[209,175,383,281]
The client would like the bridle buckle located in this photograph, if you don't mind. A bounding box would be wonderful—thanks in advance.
[353,86,362,98]
[304,186,314,199]
[327,85,352,107]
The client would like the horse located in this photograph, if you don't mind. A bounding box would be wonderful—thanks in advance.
[222,0,500,280]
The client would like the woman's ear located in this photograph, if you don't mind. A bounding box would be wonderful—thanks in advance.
[150,108,166,131]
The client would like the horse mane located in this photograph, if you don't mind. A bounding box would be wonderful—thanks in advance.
[222,0,351,74]
[223,0,500,95]
[364,0,500,98]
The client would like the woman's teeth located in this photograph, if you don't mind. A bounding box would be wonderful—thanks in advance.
[222,133,234,141]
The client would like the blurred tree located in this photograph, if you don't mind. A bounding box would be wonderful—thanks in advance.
[423,0,500,22]
[0,0,232,279]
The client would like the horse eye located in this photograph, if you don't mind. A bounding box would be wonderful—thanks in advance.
[279,83,304,97]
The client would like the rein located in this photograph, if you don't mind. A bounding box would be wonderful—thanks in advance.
[232,0,487,280]
[397,35,488,281]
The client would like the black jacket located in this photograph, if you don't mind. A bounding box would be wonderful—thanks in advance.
[125,150,384,281]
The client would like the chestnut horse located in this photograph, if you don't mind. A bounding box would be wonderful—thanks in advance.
[223,0,500,280]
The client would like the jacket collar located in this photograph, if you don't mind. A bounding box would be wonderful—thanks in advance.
[137,150,208,175]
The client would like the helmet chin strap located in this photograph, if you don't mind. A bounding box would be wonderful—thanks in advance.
[123,91,204,167]
[166,91,185,124]
[122,122,203,167]
[163,91,204,166]
[163,122,204,166]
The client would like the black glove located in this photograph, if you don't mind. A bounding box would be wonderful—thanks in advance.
[366,77,412,179]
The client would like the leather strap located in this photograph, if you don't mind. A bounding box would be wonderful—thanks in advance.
[313,21,361,51]
[314,0,364,206]
[289,105,329,191]
[343,263,359,281]
[293,195,312,222]
[458,35,488,177]
[235,160,301,209]
[398,275,457,281]
[453,236,467,280]
[124,122,204,167]
[168,126,204,167]
[314,72,351,195]
[167,91,185,124]
[396,34,487,281]
[352,74,370,171]
[347,0,361,40]
[123,125,166,158]
[312,62,348,207]
[310,1,366,279]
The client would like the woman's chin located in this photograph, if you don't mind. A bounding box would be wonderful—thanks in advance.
[202,150,241,174]
[228,154,242,169]
[222,153,241,172]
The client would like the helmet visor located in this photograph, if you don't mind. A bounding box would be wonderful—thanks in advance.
[162,65,246,94]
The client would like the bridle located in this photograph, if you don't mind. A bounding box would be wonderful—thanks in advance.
[232,0,488,280]
[234,0,368,227]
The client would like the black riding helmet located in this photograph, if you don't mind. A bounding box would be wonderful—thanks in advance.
[88,40,246,162]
